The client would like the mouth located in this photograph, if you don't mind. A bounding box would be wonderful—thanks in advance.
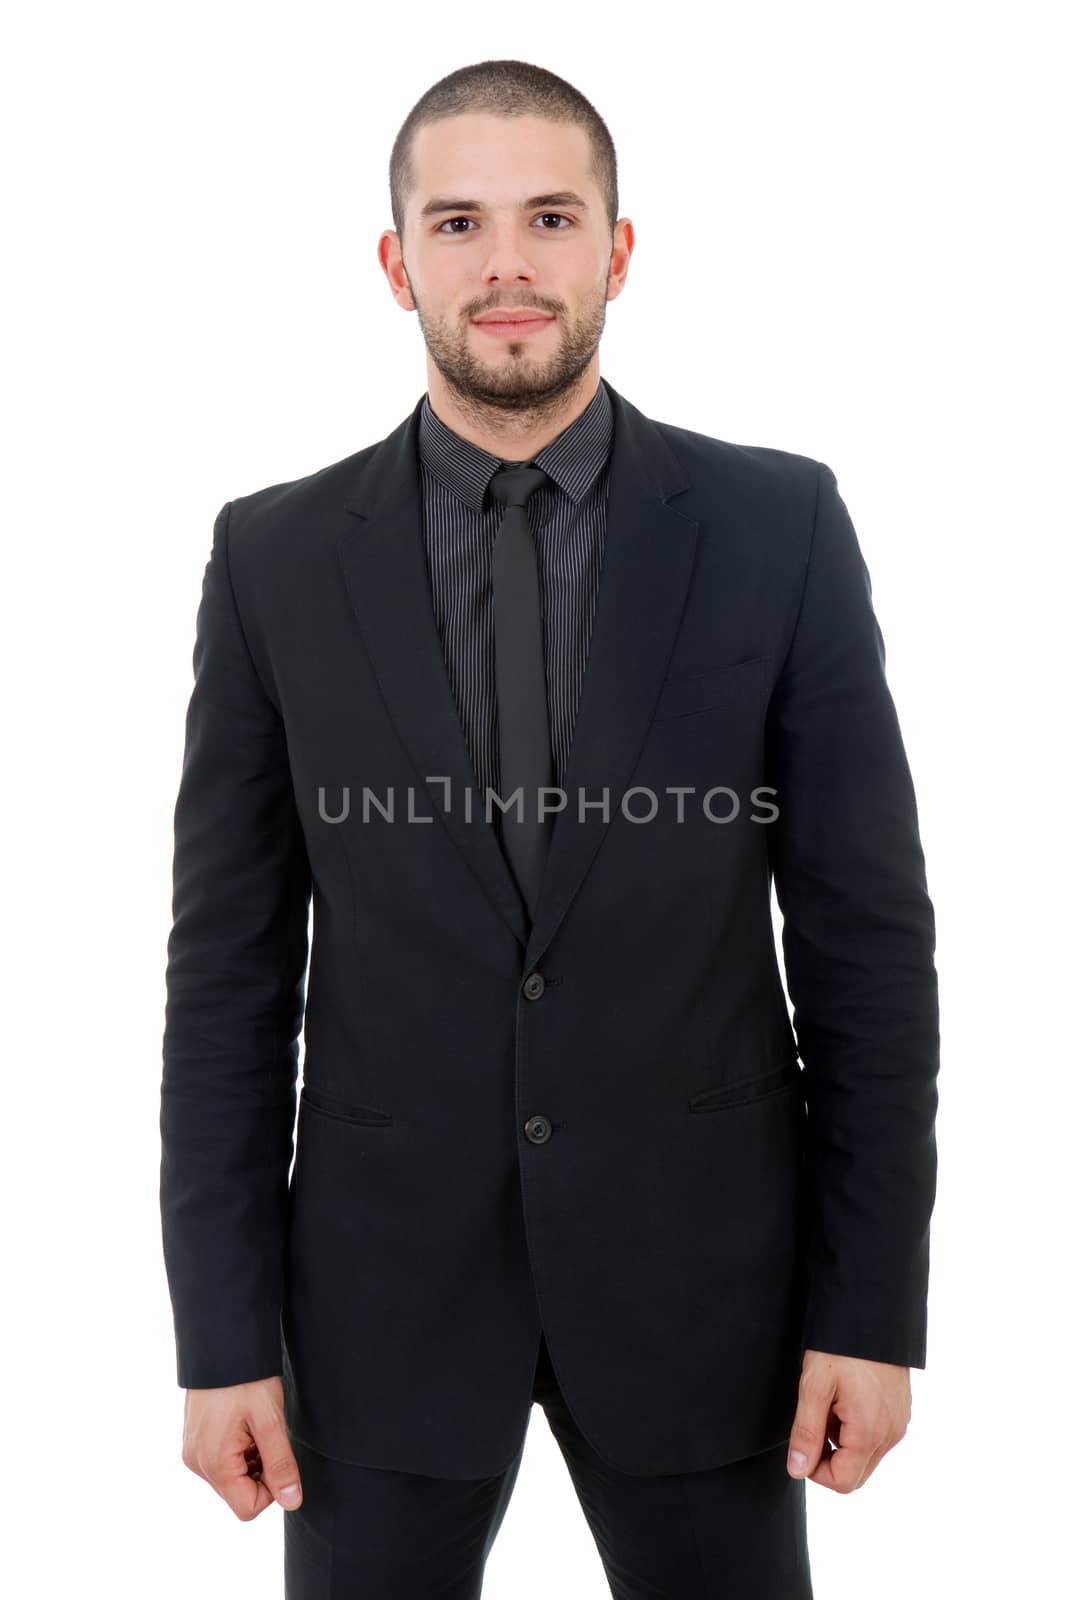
[472,313,555,337]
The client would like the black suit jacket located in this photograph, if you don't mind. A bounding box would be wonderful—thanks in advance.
[160,376,939,1479]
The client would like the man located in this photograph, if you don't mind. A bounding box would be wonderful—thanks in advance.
[161,57,940,1598]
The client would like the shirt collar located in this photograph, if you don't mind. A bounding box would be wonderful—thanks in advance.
[417,377,613,512]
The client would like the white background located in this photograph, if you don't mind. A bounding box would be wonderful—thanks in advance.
[5,1,1086,1594]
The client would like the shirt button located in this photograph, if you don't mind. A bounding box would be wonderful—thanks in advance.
[522,972,546,1000]
[524,1114,553,1144]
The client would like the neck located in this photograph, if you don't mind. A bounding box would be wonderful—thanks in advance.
[425,358,601,461]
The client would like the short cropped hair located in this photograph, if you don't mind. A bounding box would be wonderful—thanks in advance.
[389,59,619,238]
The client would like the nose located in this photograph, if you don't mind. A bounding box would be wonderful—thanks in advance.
[479,223,537,288]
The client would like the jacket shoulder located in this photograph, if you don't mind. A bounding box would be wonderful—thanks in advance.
[227,439,380,534]
[211,440,385,603]
[654,415,826,510]
[639,411,833,569]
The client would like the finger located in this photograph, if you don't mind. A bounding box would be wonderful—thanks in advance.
[786,1365,836,1478]
[249,1413,304,1510]
[807,1413,885,1494]
[850,1439,890,1491]
[199,1426,280,1521]
[808,1437,882,1493]
[835,1415,903,1492]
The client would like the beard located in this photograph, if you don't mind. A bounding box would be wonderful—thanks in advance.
[405,268,609,426]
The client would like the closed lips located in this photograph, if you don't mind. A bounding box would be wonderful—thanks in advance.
[474,313,554,326]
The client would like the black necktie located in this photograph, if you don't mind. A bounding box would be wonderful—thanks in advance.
[488,462,553,915]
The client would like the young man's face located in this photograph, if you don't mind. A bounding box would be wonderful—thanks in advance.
[386,112,629,411]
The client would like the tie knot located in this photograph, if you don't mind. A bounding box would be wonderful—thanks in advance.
[488,462,550,511]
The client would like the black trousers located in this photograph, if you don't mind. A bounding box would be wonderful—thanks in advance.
[284,1331,813,1598]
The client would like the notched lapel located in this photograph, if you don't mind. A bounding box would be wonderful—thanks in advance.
[338,399,531,951]
[523,380,700,970]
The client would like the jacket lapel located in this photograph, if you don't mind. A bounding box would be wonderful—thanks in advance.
[337,377,701,968]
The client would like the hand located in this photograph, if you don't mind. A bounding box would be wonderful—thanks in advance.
[785,1349,911,1492]
[181,1375,303,1519]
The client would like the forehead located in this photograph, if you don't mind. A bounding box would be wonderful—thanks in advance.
[409,112,595,205]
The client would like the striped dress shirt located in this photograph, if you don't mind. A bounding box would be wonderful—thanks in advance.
[416,378,615,806]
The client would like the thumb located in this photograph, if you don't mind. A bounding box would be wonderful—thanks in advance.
[249,1412,304,1509]
[786,1373,833,1479]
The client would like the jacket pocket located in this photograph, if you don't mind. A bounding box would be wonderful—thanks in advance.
[300,1082,393,1127]
[686,1059,800,1114]
[652,656,769,721]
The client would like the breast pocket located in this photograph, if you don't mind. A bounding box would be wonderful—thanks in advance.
[652,656,770,721]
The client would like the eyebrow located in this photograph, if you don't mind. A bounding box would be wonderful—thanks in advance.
[419,190,590,220]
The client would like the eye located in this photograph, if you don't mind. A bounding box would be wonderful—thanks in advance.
[435,213,575,234]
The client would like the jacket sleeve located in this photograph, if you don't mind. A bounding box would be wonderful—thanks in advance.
[766,462,940,1369]
[160,500,312,1389]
